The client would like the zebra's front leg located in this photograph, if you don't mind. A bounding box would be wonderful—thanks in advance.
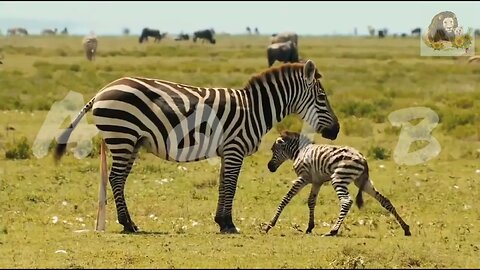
[324,180,353,237]
[219,155,244,234]
[264,177,309,233]
[214,157,226,231]
[305,183,321,234]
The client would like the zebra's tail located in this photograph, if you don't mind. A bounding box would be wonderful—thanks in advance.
[54,96,96,163]
[355,161,369,209]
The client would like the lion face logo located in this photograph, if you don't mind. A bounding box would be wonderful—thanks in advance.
[426,11,458,42]
[421,10,474,56]
[443,17,455,33]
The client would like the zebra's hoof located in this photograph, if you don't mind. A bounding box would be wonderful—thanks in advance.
[322,230,338,237]
[220,226,240,234]
[405,230,412,236]
[122,223,140,233]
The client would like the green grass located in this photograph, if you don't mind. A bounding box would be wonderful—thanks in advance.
[0,35,480,268]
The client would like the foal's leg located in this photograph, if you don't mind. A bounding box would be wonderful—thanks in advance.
[306,183,321,234]
[325,177,354,236]
[354,178,411,236]
[264,177,309,233]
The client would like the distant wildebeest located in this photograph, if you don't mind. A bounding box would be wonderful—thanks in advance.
[174,33,189,41]
[139,28,166,43]
[411,27,421,36]
[83,34,98,61]
[367,26,375,37]
[42,28,57,35]
[7,27,28,36]
[474,29,480,37]
[246,26,251,35]
[270,32,298,47]
[61,27,68,35]
[255,27,260,35]
[267,40,299,67]
[193,29,216,44]
[123,28,130,36]
[378,30,385,38]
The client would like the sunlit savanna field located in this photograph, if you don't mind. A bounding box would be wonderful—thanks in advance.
[0,34,479,268]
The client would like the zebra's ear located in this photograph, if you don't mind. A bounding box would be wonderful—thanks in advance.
[275,137,285,144]
[303,59,316,83]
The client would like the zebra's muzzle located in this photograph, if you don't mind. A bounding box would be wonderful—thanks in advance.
[321,122,340,140]
[267,160,277,172]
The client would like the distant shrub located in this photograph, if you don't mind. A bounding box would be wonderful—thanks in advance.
[243,67,256,74]
[440,111,476,131]
[103,65,113,72]
[449,125,478,140]
[5,137,32,160]
[452,97,474,109]
[86,136,103,158]
[33,61,50,69]
[383,125,401,136]
[339,100,377,118]
[367,145,390,160]
[373,98,393,110]
[275,115,304,133]
[69,64,81,72]
[460,148,480,159]
[132,51,147,57]
[55,48,68,57]
[342,117,373,137]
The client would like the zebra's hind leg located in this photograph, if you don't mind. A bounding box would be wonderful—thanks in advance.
[324,179,354,237]
[107,138,143,233]
[357,178,411,236]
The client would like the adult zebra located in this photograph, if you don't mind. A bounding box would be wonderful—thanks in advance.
[53,60,340,234]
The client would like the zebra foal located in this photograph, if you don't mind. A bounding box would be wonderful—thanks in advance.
[53,60,340,234]
[264,131,411,236]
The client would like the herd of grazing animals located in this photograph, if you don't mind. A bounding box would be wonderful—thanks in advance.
[4,25,427,237]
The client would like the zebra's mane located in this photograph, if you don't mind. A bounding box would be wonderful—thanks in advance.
[243,62,320,90]
[280,130,314,145]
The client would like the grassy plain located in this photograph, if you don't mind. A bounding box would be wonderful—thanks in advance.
[0,34,479,268]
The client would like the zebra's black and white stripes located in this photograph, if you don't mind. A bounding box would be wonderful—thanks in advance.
[264,131,411,236]
[54,60,340,234]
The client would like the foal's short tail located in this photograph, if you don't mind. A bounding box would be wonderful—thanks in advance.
[355,162,369,209]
